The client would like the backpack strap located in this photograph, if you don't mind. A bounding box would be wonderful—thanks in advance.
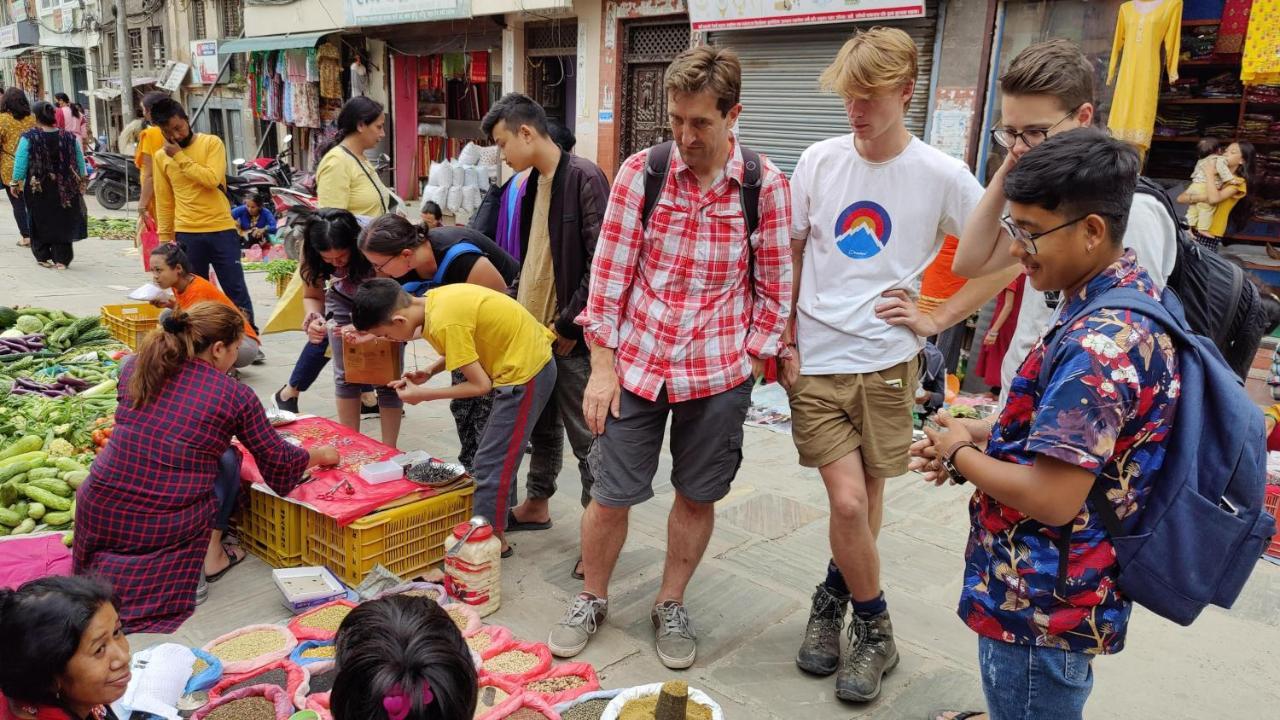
[640,140,764,239]
[402,241,484,297]
[739,146,762,239]
[640,141,673,231]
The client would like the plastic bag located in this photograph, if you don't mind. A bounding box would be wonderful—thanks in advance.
[446,186,464,215]
[522,662,601,707]
[464,624,513,656]
[478,640,553,684]
[264,243,287,260]
[463,166,480,188]
[305,692,332,720]
[243,244,264,262]
[185,647,223,694]
[288,599,357,642]
[138,216,159,272]
[441,602,483,636]
[290,640,336,667]
[373,581,449,605]
[209,659,308,705]
[600,683,724,720]
[472,674,524,720]
[191,684,295,720]
[202,624,297,676]
[428,161,453,187]
[553,689,623,717]
[492,694,558,719]
[458,142,482,166]
[294,660,334,709]
[463,186,482,212]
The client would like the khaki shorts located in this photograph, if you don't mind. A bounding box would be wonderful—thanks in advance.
[788,357,918,476]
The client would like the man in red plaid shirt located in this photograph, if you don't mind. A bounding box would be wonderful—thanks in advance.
[547,46,792,669]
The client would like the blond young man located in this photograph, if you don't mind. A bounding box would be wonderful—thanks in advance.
[784,28,1012,702]
[550,46,792,669]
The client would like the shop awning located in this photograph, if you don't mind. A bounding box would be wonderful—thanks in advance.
[218,31,329,54]
[0,45,42,59]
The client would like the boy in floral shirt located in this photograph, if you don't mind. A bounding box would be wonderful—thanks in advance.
[917,129,1180,720]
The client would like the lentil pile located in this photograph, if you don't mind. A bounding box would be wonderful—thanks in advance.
[298,606,351,631]
[472,686,510,718]
[308,669,336,694]
[191,658,209,675]
[465,632,493,653]
[301,645,336,659]
[445,606,472,631]
[205,697,276,720]
[210,631,286,663]
[402,589,441,601]
[526,675,588,693]
[561,699,610,720]
[224,668,288,695]
[505,709,546,720]
[618,697,711,720]
[482,649,540,674]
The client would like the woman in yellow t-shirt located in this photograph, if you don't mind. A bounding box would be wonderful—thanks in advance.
[1204,141,1255,245]
[134,92,170,224]
[315,97,391,218]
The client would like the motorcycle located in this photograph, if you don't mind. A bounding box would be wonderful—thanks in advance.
[270,153,403,261]
[86,151,140,210]
[234,134,311,195]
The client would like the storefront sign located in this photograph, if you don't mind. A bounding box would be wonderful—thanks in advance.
[191,40,221,85]
[159,61,191,93]
[345,0,471,27]
[688,0,925,31]
[928,86,975,162]
[0,20,38,48]
[599,110,614,124]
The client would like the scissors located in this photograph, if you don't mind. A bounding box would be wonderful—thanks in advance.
[317,478,355,500]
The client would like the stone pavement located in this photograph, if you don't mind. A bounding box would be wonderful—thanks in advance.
[2,205,1278,718]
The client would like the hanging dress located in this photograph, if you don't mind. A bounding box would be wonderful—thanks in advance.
[1242,0,1280,84]
[1106,0,1183,152]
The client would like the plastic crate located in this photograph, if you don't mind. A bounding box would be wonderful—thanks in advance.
[100,303,162,350]
[234,486,304,568]
[1265,487,1280,560]
[302,486,474,586]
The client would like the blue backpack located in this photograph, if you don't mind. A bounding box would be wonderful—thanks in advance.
[1041,287,1275,626]
[400,242,483,297]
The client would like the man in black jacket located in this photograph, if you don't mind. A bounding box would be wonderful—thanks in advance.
[482,94,610,568]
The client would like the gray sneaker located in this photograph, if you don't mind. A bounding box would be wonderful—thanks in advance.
[797,584,848,676]
[652,601,697,669]
[835,611,899,703]
[548,593,607,658]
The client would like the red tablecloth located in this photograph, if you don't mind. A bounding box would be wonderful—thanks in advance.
[238,417,434,526]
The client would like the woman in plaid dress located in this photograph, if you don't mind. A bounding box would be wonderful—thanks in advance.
[73,304,340,634]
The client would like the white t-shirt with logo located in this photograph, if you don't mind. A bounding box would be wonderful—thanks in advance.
[790,135,984,374]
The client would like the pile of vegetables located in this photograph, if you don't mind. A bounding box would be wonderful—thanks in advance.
[0,434,93,543]
[86,217,138,241]
[0,334,44,355]
[260,259,298,285]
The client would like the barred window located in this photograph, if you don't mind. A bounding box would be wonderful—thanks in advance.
[219,0,243,39]
[192,0,207,39]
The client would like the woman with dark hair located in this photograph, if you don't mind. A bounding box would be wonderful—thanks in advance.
[1201,141,1255,247]
[359,213,518,469]
[10,101,86,269]
[300,208,403,446]
[315,96,391,218]
[73,303,338,633]
[330,595,477,720]
[0,87,36,247]
[0,576,130,720]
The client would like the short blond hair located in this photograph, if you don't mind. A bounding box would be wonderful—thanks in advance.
[820,27,917,99]
[664,45,741,116]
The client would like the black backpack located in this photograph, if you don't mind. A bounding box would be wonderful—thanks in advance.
[641,141,763,239]
[1134,177,1264,379]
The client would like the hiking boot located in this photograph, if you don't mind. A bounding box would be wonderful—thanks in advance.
[548,593,607,658]
[836,611,899,702]
[652,601,697,669]
[796,584,848,676]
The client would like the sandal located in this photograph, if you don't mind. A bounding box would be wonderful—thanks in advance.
[572,555,584,581]
[505,509,552,532]
[926,712,986,720]
[53,264,67,270]
[205,545,247,583]
[38,260,54,268]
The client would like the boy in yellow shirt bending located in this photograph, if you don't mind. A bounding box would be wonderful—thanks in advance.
[353,279,558,556]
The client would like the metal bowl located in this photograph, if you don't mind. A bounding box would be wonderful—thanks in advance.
[266,408,298,427]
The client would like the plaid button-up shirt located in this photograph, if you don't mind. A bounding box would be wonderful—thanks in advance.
[577,141,792,402]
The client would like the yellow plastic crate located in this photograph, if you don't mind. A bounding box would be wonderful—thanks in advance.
[100,303,162,350]
[234,486,304,568]
[302,486,474,586]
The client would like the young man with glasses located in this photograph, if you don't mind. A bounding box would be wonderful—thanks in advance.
[917,128,1180,720]
[952,40,1177,399]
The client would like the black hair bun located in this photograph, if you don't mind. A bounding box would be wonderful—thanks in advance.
[161,313,189,334]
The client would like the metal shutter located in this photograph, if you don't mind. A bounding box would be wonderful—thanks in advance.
[711,11,937,174]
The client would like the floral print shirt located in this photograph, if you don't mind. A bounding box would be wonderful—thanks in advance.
[958,250,1180,655]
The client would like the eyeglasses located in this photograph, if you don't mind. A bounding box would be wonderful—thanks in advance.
[1000,214,1091,256]
[371,253,404,276]
[989,106,1081,149]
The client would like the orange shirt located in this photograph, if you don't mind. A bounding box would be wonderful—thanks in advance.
[174,275,259,342]
[134,126,164,169]
[920,234,967,313]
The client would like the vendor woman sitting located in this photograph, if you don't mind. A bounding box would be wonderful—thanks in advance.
[73,303,340,634]
[149,243,264,367]
[232,192,277,249]
[0,576,130,720]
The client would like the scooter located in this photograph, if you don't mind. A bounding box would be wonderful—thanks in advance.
[269,153,403,260]
[234,133,300,190]
[85,151,140,210]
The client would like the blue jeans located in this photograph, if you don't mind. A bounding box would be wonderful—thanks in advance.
[212,447,241,531]
[177,229,257,330]
[289,337,331,392]
[979,637,1094,720]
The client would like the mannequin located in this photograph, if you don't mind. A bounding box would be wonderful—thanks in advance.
[1107,0,1183,154]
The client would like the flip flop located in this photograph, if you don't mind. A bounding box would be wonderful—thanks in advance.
[505,510,552,532]
[926,712,986,720]
[501,545,514,559]
[205,546,247,583]
[572,555,584,581]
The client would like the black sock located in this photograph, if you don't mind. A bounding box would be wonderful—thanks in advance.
[851,592,887,620]
[822,559,850,598]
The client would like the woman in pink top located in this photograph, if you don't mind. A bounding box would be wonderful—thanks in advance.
[53,93,87,146]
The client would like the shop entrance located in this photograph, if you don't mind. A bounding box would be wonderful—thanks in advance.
[525,21,577,138]
[619,18,690,165]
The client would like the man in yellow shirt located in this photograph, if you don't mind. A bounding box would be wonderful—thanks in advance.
[150,97,256,331]
[352,279,558,556]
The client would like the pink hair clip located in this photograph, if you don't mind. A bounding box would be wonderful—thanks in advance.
[382,683,435,720]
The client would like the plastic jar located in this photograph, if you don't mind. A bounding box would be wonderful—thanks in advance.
[442,522,502,617]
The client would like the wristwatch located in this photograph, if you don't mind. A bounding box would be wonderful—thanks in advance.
[941,441,982,486]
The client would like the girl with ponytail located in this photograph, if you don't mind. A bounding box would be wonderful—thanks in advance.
[74,303,339,633]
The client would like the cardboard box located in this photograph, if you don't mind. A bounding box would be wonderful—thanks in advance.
[343,338,404,386]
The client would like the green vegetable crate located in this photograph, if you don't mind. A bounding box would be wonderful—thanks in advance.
[100,304,162,350]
